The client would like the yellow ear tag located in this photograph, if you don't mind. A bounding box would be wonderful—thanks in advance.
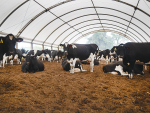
[0,39,3,43]
[61,45,62,48]
[114,48,117,51]
[21,57,24,59]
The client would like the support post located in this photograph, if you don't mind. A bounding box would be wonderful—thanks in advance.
[31,42,33,50]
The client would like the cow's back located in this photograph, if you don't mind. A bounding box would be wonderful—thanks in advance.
[124,42,150,63]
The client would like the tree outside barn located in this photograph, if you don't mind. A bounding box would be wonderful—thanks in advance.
[86,32,130,50]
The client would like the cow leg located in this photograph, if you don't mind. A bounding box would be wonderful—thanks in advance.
[145,65,147,70]
[88,53,95,72]
[69,58,74,73]
[128,63,135,79]
[106,55,109,64]
[10,60,13,65]
[0,60,2,67]
[2,59,5,68]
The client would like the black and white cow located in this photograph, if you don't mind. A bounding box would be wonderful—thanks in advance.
[109,44,124,61]
[103,61,144,76]
[115,42,150,78]
[81,59,100,65]
[13,49,25,64]
[51,50,58,62]
[62,57,82,72]
[60,42,99,73]
[57,50,64,62]
[45,49,52,62]
[22,55,44,73]
[27,50,47,61]
[0,34,23,67]
[97,49,110,64]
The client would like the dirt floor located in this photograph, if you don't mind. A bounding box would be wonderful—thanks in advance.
[0,60,150,113]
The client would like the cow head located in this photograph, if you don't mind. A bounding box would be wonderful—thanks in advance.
[115,44,125,58]
[5,34,23,55]
[60,42,69,56]
[25,55,36,65]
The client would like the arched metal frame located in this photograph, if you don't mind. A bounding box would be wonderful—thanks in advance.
[74,29,134,43]
[0,0,150,47]
[0,0,30,27]
[64,26,139,43]
[52,15,148,45]
[66,23,143,42]
[31,7,150,44]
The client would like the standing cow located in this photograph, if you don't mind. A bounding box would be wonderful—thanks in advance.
[0,34,23,67]
[97,49,110,64]
[60,42,99,73]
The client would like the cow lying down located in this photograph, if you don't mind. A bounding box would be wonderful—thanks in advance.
[22,55,44,73]
[103,61,144,76]
[81,59,99,65]
[62,58,82,72]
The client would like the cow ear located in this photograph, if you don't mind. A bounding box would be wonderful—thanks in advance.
[16,38,23,42]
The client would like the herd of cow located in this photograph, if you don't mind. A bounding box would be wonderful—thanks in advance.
[0,34,150,79]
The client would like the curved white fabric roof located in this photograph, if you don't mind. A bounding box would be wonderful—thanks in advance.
[0,0,150,47]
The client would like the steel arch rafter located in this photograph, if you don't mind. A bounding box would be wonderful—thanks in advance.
[54,18,148,45]
[59,24,139,45]
[90,0,105,30]
[0,0,30,27]
[68,27,136,43]
[54,14,148,45]
[16,0,76,38]
[33,0,84,44]
[66,24,140,43]
[73,29,135,44]
[16,4,150,42]
[41,7,149,45]
[125,0,140,35]
[10,0,149,43]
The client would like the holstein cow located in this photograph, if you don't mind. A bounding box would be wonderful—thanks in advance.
[110,53,118,63]
[51,50,59,62]
[103,61,144,76]
[97,49,110,64]
[22,55,44,73]
[62,57,82,72]
[27,50,47,61]
[0,34,23,67]
[13,49,25,65]
[57,50,64,62]
[60,42,99,73]
[45,49,52,62]
[115,42,150,79]
[110,44,124,61]
[81,59,100,65]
